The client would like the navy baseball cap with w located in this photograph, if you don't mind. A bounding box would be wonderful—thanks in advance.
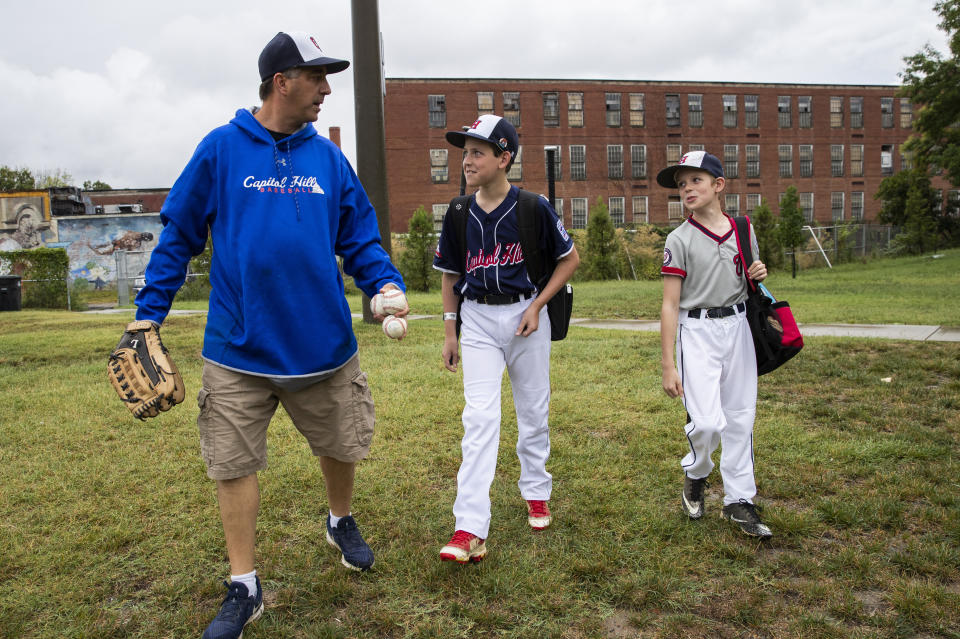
[656,150,724,188]
[445,114,519,158]
[258,31,350,81]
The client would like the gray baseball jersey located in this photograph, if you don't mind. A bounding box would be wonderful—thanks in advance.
[661,216,759,310]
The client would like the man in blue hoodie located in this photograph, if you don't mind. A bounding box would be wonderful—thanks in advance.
[131,31,406,639]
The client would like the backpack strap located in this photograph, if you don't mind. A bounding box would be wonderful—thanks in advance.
[732,215,757,293]
[516,189,549,287]
[447,195,472,275]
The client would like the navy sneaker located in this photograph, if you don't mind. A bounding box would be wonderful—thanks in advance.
[721,500,773,539]
[326,514,375,571]
[202,577,263,639]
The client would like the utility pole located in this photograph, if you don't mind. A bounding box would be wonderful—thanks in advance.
[351,0,390,322]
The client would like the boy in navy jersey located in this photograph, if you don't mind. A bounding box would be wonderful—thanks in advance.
[432,115,579,563]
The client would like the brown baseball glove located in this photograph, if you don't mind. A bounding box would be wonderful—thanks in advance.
[108,320,185,420]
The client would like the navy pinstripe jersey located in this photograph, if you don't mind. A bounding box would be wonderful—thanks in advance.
[433,186,574,299]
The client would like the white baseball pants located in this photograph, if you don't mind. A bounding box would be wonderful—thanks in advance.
[453,297,552,539]
[677,309,758,505]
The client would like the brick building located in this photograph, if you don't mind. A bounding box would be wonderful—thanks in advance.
[383,78,953,233]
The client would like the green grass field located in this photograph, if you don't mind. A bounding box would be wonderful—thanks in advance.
[1,252,958,638]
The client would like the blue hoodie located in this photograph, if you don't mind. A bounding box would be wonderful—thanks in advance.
[136,108,404,377]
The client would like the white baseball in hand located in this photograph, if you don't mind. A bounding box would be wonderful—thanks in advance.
[382,315,407,340]
[370,288,408,316]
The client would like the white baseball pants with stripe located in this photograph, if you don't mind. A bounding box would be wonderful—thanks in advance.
[677,309,758,505]
[453,297,552,539]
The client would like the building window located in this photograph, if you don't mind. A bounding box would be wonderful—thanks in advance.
[723,94,738,128]
[606,93,621,127]
[778,96,792,128]
[725,194,740,216]
[567,92,584,127]
[666,94,681,127]
[632,196,648,223]
[798,96,812,128]
[570,145,586,181]
[629,93,645,127]
[428,94,446,128]
[544,146,562,180]
[900,99,913,128]
[688,94,703,128]
[746,144,760,178]
[935,189,943,214]
[779,144,793,177]
[668,197,683,221]
[477,91,494,116]
[543,92,559,127]
[723,144,738,178]
[507,145,523,181]
[881,145,894,176]
[850,96,863,128]
[744,95,758,128]
[900,145,914,171]
[554,199,564,221]
[947,190,960,216]
[503,92,521,127]
[800,192,814,222]
[851,192,864,221]
[831,145,845,177]
[431,204,447,231]
[631,144,647,179]
[684,144,702,152]
[799,145,813,177]
[607,145,623,179]
[881,97,894,128]
[666,144,682,165]
[850,145,864,177]
[430,149,448,183]
[609,197,625,226]
[746,193,761,214]
[830,96,844,128]
[831,192,845,221]
[571,198,588,229]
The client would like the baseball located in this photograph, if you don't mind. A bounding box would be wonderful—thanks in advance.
[382,315,407,340]
[370,288,409,316]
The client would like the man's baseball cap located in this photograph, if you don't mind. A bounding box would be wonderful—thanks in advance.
[656,150,724,188]
[445,114,519,158]
[258,31,350,81]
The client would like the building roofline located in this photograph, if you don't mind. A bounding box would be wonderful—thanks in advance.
[385,77,901,90]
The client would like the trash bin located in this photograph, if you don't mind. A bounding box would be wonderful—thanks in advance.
[0,275,23,311]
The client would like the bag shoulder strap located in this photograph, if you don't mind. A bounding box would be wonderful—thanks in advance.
[448,195,472,274]
[516,189,548,285]
[732,215,757,293]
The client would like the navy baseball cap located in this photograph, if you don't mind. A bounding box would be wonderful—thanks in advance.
[656,150,724,188]
[258,31,350,81]
[446,114,519,158]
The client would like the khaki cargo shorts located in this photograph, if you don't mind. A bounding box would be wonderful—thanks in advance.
[197,355,375,480]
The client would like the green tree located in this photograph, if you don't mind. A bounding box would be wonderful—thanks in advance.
[584,197,618,280]
[34,168,73,189]
[899,0,960,186]
[751,198,782,269]
[398,206,437,292]
[876,167,947,252]
[777,186,805,278]
[0,166,36,191]
[82,180,112,191]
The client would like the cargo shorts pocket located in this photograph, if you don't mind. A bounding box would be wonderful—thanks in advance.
[196,388,214,465]
[350,370,375,449]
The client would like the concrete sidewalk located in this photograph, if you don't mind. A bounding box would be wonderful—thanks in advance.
[83,307,960,342]
[569,318,960,342]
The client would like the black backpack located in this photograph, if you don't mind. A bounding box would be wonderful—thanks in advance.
[445,189,572,341]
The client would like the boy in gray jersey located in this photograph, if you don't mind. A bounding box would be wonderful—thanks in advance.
[657,151,773,538]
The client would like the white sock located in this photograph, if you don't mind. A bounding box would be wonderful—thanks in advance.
[230,570,258,598]
[329,511,351,527]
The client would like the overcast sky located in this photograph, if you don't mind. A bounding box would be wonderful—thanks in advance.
[0,0,948,189]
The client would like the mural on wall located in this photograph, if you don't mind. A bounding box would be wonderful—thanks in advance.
[55,215,162,285]
[0,193,51,251]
